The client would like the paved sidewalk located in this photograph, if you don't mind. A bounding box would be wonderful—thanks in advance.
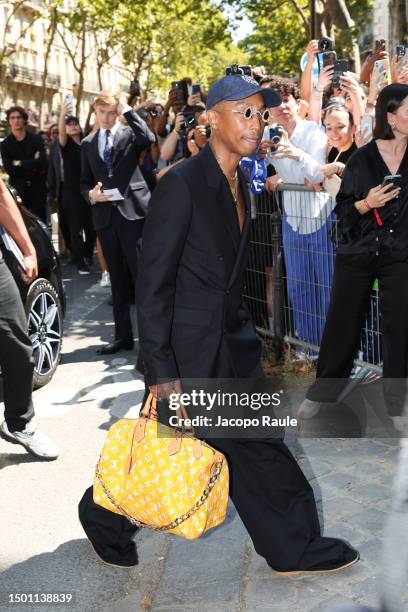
[0,267,405,612]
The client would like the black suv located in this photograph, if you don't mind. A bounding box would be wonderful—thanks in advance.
[0,202,65,388]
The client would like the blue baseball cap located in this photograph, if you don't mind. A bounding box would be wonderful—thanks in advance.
[206,74,281,110]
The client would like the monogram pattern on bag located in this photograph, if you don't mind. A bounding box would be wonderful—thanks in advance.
[93,418,229,540]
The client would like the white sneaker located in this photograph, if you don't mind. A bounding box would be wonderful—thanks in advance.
[0,420,60,460]
[100,271,111,287]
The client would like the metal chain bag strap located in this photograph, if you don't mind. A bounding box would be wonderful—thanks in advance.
[93,393,229,540]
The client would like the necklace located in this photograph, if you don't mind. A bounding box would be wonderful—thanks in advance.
[211,145,239,206]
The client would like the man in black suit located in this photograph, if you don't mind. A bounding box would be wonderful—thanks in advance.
[79,76,359,574]
[1,106,48,222]
[80,92,155,354]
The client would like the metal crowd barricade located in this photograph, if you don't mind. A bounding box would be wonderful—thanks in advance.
[244,183,383,375]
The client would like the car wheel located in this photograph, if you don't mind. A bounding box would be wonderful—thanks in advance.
[25,278,63,389]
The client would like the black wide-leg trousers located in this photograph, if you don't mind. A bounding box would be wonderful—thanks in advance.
[79,396,354,570]
[307,250,408,415]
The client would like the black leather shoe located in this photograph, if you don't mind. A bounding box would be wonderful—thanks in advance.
[96,340,134,355]
[88,539,138,568]
[271,550,360,575]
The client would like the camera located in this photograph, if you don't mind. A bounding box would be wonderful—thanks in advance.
[225,64,252,77]
[182,111,196,130]
[205,124,211,139]
[268,125,283,149]
[396,44,406,58]
[318,37,334,52]
[178,111,197,140]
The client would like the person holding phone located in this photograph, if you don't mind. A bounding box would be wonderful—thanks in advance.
[58,97,95,274]
[299,84,408,426]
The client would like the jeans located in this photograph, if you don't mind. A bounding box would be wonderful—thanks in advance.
[0,257,34,431]
[282,215,335,348]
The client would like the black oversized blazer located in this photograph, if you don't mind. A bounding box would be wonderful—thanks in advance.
[136,144,262,386]
[80,110,155,231]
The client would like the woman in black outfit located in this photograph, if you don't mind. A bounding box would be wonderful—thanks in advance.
[58,103,95,274]
[324,103,357,165]
[300,84,408,423]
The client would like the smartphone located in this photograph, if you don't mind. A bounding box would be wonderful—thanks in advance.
[268,125,283,146]
[374,59,391,85]
[322,51,337,67]
[64,93,73,111]
[396,44,408,67]
[375,39,386,52]
[360,114,373,141]
[129,79,140,97]
[171,80,188,103]
[192,83,201,95]
[381,174,402,188]
[332,59,349,88]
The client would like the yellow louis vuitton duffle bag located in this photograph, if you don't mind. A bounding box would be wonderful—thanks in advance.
[93,393,229,540]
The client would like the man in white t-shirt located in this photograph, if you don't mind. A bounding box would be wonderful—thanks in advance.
[263,80,334,351]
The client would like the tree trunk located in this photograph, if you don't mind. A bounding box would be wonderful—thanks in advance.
[324,0,360,73]
[39,6,58,129]
[97,63,103,90]
[325,0,355,29]
[75,18,87,117]
[314,0,326,38]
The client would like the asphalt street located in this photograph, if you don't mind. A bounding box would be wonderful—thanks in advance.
[0,263,405,612]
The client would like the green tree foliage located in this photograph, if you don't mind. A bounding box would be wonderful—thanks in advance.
[59,0,247,97]
[110,0,247,92]
[235,0,374,77]
[239,3,307,75]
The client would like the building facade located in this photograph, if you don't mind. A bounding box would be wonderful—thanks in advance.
[362,0,407,52]
[0,0,130,130]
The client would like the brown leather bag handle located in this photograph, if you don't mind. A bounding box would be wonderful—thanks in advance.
[140,392,193,430]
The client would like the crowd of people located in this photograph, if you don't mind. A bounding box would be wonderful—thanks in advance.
[3,38,408,356]
[1,37,408,421]
[1,34,408,611]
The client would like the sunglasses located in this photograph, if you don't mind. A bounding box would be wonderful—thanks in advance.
[217,105,270,123]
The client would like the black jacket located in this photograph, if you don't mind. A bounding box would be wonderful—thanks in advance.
[335,140,408,253]
[1,131,47,191]
[47,139,63,200]
[136,144,262,385]
[80,110,155,231]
